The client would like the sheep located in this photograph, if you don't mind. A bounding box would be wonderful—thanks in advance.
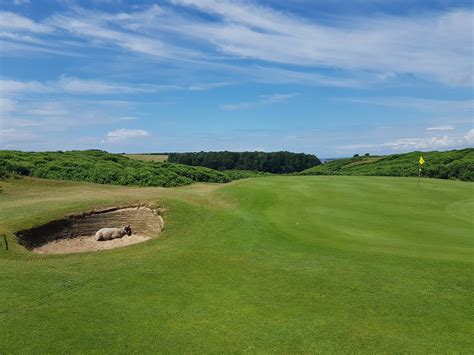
[95,225,132,241]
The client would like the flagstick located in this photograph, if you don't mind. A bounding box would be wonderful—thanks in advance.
[418,167,421,189]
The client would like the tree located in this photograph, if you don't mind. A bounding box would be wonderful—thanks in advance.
[167,151,321,173]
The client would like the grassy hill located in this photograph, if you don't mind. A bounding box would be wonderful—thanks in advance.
[299,148,474,181]
[0,150,237,187]
[0,176,472,352]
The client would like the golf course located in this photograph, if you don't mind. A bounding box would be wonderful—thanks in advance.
[1,175,472,352]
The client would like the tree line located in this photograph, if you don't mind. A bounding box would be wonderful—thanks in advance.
[167,151,321,173]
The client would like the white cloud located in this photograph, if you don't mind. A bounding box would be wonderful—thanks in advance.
[13,0,31,5]
[0,79,47,93]
[0,77,176,95]
[426,125,454,131]
[388,136,455,150]
[169,1,473,86]
[0,12,50,33]
[1,99,139,132]
[188,81,234,91]
[119,116,138,121]
[221,92,298,110]
[46,9,192,61]
[3,3,471,86]
[53,77,165,94]
[464,129,474,144]
[0,97,17,113]
[0,77,232,95]
[342,97,474,112]
[106,128,150,143]
[0,128,38,144]
[339,128,474,153]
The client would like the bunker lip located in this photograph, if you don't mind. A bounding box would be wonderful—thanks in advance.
[15,205,165,254]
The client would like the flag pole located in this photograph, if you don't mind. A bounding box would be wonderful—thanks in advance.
[418,156,425,189]
[418,167,420,189]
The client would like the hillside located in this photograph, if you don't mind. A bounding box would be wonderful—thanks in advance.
[0,150,234,187]
[299,148,474,181]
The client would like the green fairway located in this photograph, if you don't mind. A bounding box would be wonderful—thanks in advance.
[0,176,473,352]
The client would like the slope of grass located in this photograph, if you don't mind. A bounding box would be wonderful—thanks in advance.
[0,176,473,352]
[0,150,231,187]
[300,148,474,181]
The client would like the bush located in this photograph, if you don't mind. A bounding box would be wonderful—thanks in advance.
[0,150,238,187]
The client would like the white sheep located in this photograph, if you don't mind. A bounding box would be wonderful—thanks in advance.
[95,225,132,241]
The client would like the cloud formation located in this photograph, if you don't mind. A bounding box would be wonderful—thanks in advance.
[1,2,473,86]
[426,125,454,131]
[221,93,299,110]
[106,128,150,143]
[342,97,474,112]
[339,128,474,153]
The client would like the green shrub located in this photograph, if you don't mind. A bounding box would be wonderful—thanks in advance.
[0,150,238,187]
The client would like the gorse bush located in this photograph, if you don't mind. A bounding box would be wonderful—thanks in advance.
[299,148,474,181]
[168,151,321,173]
[0,150,233,187]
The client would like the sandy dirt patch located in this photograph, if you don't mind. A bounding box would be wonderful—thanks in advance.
[16,206,164,255]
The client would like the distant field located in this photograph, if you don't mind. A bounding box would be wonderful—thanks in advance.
[0,176,473,352]
[125,154,169,162]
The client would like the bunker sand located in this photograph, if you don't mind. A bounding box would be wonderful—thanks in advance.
[16,206,164,254]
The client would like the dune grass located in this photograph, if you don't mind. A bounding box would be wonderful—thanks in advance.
[0,176,472,352]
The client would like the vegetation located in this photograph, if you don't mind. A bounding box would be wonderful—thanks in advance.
[168,151,321,173]
[0,150,232,187]
[300,148,474,181]
[124,154,169,162]
[0,176,472,352]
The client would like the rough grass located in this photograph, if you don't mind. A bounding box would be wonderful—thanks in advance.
[0,176,473,352]
[344,156,384,167]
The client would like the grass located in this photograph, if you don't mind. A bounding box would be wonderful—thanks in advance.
[125,154,169,162]
[0,176,473,352]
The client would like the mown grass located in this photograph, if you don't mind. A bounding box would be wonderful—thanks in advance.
[0,176,473,352]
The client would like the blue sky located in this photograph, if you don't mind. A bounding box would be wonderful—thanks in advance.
[0,0,472,157]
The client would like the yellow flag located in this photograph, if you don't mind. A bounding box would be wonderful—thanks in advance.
[419,156,425,165]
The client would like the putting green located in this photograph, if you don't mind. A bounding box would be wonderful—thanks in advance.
[0,176,472,352]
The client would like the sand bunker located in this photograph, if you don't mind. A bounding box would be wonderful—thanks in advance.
[16,206,164,255]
